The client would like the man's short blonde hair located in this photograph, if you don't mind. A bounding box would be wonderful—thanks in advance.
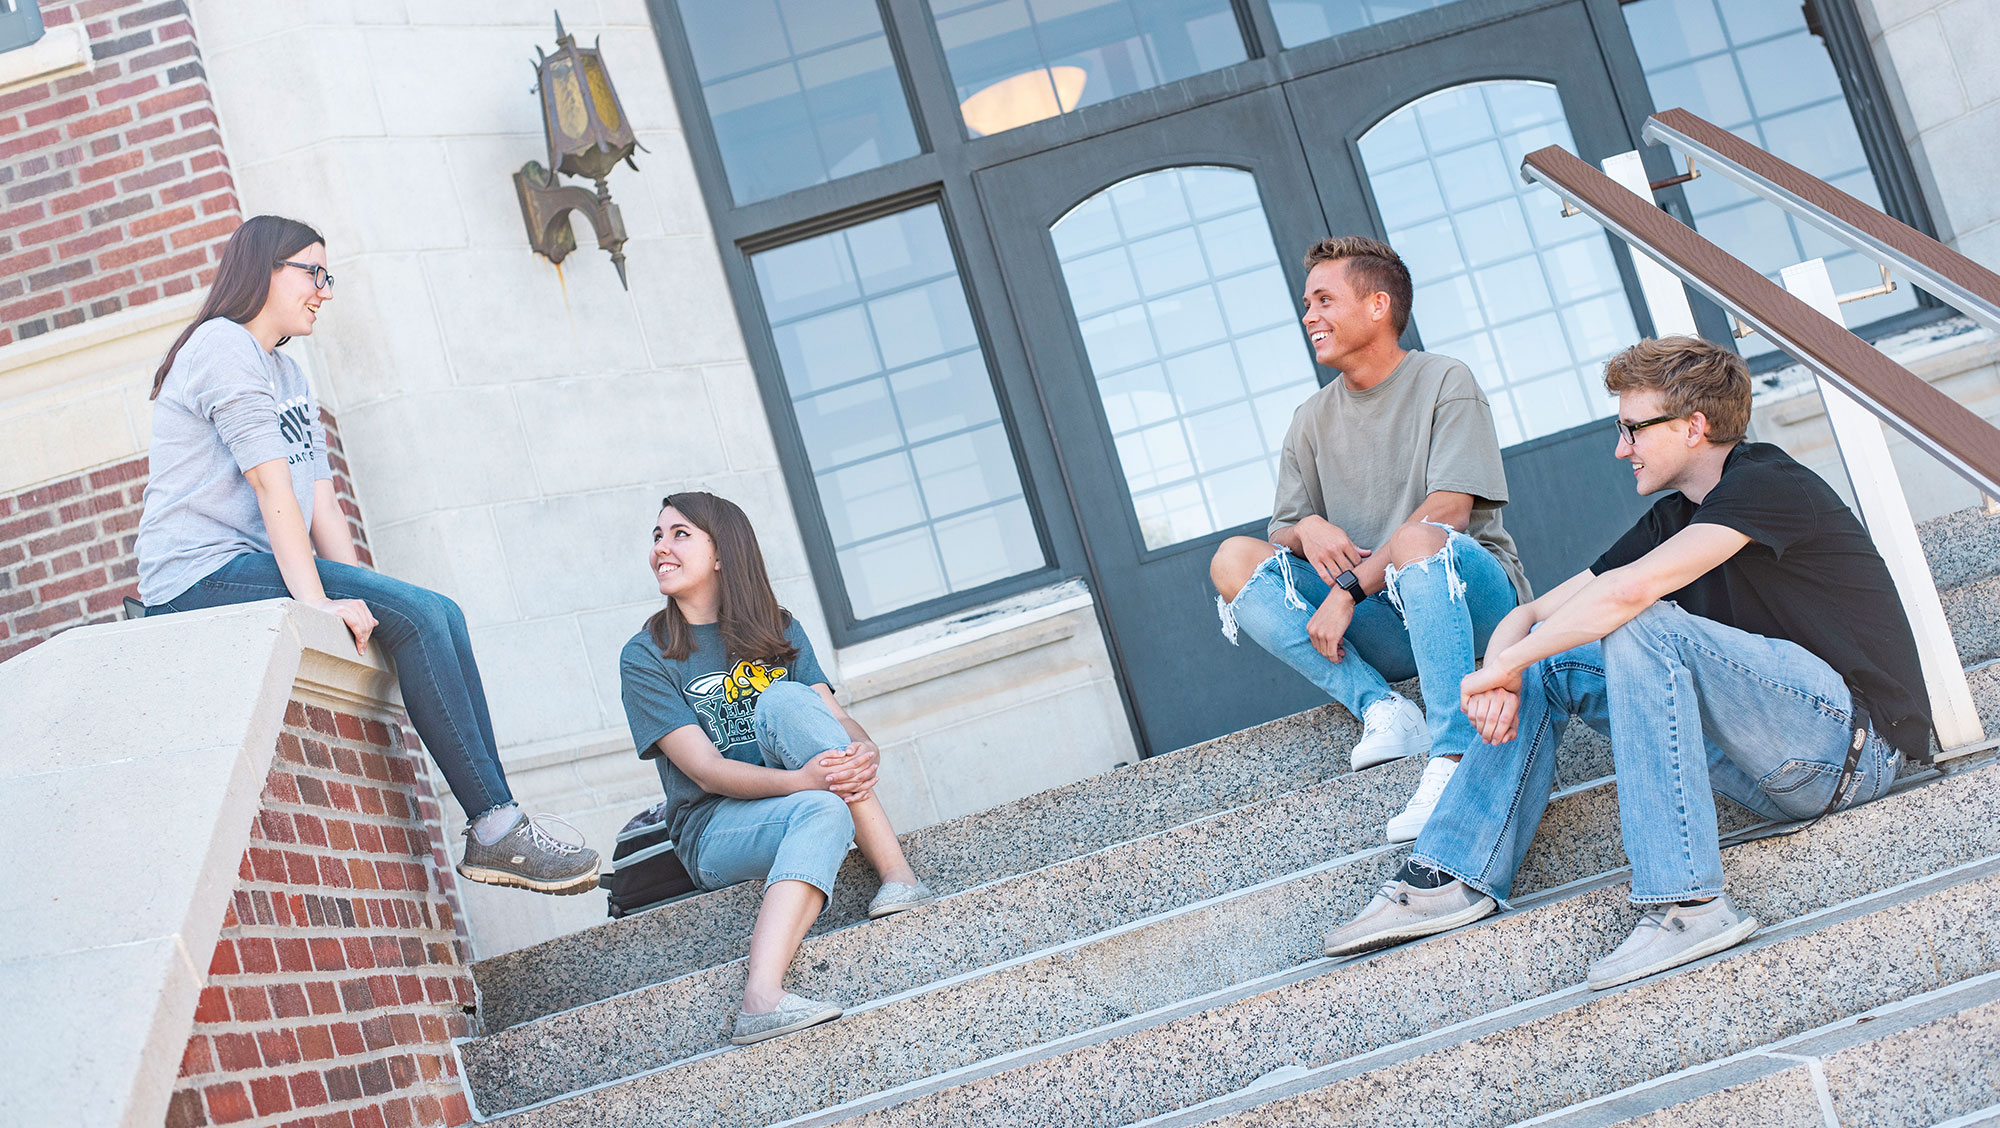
[1303,235,1412,335]
[1602,336,1751,445]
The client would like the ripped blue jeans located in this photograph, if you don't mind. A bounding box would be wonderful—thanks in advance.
[1219,529,1518,757]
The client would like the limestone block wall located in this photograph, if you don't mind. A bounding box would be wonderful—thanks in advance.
[1858,0,2000,264]
[186,0,825,766]
[0,0,241,346]
[0,405,370,661]
[165,698,475,1128]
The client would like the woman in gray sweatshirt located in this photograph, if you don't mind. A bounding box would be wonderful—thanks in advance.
[135,215,598,896]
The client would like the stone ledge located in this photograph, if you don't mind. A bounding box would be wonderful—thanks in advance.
[0,599,405,1128]
[0,23,91,96]
[0,292,204,389]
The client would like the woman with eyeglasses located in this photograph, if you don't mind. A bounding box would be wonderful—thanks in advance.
[134,215,600,896]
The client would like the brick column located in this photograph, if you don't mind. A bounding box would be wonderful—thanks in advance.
[165,697,477,1128]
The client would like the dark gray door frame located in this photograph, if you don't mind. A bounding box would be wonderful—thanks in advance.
[977,88,1344,754]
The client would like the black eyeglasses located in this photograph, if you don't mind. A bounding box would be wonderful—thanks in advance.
[277,260,335,291]
[1615,413,1681,445]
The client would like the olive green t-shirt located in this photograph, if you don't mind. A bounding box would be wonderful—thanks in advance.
[1269,350,1531,602]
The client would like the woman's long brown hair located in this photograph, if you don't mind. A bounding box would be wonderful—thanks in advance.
[647,491,798,666]
[150,215,324,399]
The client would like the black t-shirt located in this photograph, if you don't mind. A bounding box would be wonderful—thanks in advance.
[1591,442,1932,759]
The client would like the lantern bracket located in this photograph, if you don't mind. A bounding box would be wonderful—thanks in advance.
[514,160,629,288]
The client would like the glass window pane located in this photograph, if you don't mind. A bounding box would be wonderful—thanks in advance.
[838,529,948,620]
[1271,0,1468,49]
[1359,81,1641,446]
[679,0,920,204]
[889,352,1002,442]
[1052,167,1320,550]
[909,424,1025,517]
[929,0,1247,138]
[1623,0,1918,355]
[753,206,1045,619]
[934,500,1042,591]
[795,379,901,467]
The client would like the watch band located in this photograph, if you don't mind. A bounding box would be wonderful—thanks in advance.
[1334,569,1365,605]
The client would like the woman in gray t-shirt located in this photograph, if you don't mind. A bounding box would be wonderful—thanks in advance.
[136,216,597,897]
[619,490,933,1045]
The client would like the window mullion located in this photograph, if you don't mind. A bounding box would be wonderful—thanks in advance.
[879,0,973,159]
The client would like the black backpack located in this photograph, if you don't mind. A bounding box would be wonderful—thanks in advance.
[603,801,697,918]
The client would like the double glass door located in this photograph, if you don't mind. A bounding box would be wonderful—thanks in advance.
[979,1,1657,755]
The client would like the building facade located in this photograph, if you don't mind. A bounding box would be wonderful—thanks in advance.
[2,0,1996,956]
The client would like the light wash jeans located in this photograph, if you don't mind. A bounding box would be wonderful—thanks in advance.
[1221,530,1519,757]
[1413,601,1901,906]
[689,681,856,898]
[150,552,516,821]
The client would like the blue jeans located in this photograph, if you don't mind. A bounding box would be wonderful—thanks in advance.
[148,552,515,820]
[1413,601,1901,906]
[1222,530,1519,756]
[689,681,856,898]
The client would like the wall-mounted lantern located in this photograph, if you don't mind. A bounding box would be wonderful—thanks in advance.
[514,12,642,288]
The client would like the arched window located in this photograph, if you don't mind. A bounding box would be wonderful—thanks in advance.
[1358,81,1640,446]
[1051,166,1320,550]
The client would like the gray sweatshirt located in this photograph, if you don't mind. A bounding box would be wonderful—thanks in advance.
[135,318,331,606]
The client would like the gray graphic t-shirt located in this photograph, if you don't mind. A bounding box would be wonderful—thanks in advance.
[618,617,830,877]
[135,318,330,605]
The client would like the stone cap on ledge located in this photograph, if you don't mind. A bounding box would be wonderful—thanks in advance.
[0,600,398,1128]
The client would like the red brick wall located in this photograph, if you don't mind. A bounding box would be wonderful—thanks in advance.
[0,0,240,346]
[0,407,371,662]
[165,697,477,1128]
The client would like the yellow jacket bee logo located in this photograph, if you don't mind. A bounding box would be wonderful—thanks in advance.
[724,659,787,704]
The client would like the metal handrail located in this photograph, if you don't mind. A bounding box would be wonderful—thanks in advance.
[1644,108,2000,336]
[1518,144,2000,499]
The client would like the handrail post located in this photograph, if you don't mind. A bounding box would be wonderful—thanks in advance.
[1780,258,1990,759]
[1600,151,1698,337]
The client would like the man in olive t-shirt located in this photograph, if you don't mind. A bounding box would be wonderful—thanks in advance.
[1212,236,1526,845]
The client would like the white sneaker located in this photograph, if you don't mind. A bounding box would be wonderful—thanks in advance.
[1350,696,1429,771]
[1384,755,1458,843]
[1585,894,1759,991]
[1324,874,1496,957]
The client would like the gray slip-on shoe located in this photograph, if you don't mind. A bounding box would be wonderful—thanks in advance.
[731,993,843,1045]
[1586,893,1759,991]
[1324,876,1497,957]
[867,879,937,919]
[457,813,600,896]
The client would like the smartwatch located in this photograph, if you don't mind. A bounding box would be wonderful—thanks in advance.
[1334,569,1365,606]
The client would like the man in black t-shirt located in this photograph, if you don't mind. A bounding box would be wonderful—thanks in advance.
[1322,336,1931,990]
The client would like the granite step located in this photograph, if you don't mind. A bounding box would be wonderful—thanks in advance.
[1918,503,2000,590]
[463,733,1627,1115]
[1945,572,2000,666]
[1148,851,2000,1128]
[469,698,1375,1029]
[1516,970,2000,1128]
[471,504,1999,1032]
[481,752,2000,1128]
[780,755,2000,1128]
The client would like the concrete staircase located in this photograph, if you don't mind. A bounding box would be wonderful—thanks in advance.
[460,506,2000,1128]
